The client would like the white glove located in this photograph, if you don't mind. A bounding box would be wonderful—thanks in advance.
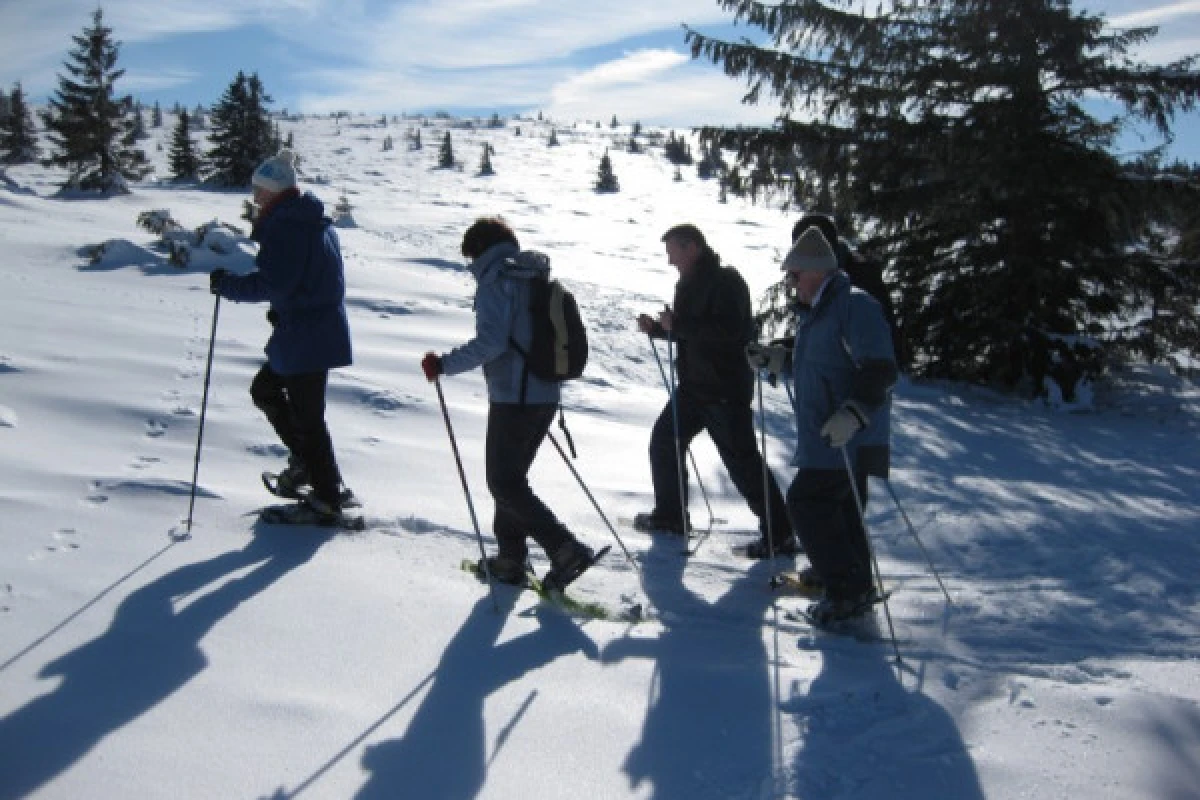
[820,405,867,448]
[746,343,789,379]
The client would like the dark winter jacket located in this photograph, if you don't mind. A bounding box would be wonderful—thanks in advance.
[440,242,560,405]
[789,271,897,477]
[650,249,757,405]
[215,191,353,375]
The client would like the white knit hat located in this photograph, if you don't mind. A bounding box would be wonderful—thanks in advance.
[782,225,838,273]
[252,149,298,192]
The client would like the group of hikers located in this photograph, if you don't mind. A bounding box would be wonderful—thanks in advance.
[209,149,900,626]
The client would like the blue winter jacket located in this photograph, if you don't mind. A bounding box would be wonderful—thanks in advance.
[216,191,353,376]
[789,271,897,476]
[440,242,560,406]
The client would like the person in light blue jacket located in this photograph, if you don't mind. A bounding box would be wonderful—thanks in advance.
[422,217,596,590]
[782,225,898,626]
[210,149,353,523]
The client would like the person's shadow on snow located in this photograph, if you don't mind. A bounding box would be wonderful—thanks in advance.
[788,619,986,799]
[0,524,326,800]
[602,533,777,798]
[353,590,599,800]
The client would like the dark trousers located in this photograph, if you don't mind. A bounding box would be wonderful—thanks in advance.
[648,387,791,541]
[787,468,873,602]
[485,403,572,562]
[250,364,343,506]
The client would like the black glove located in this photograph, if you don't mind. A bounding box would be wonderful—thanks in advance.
[266,309,279,327]
[209,268,229,296]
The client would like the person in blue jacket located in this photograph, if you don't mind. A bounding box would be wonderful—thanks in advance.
[209,149,354,523]
[421,217,596,591]
[781,225,898,625]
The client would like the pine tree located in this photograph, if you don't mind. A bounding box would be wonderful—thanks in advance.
[152,101,162,127]
[594,150,619,192]
[663,131,692,165]
[1,83,40,164]
[191,104,205,130]
[478,142,495,176]
[411,128,422,150]
[547,129,559,147]
[437,131,454,168]
[687,0,1200,390]
[41,9,149,192]
[611,114,619,128]
[168,110,200,181]
[206,71,279,186]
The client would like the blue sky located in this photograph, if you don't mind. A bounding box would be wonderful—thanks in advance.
[2,0,1199,161]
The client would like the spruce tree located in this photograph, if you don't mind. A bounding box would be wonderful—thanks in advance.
[206,71,279,186]
[41,9,149,192]
[1,83,40,165]
[547,128,559,147]
[687,0,1200,389]
[168,110,200,181]
[437,131,454,168]
[191,104,205,130]
[152,101,162,127]
[594,150,619,192]
[478,142,495,176]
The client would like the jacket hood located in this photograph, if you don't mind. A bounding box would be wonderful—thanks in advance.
[273,190,325,224]
[470,242,551,283]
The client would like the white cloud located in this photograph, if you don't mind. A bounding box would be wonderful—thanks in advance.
[547,53,781,128]
[1110,2,1200,28]
[119,68,204,93]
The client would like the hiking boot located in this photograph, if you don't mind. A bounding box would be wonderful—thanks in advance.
[805,588,880,627]
[738,535,802,559]
[275,456,311,496]
[544,539,596,592]
[480,555,527,586]
[632,511,690,536]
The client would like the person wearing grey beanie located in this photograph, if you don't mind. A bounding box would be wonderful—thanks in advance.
[208,149,357,525]
[776,224,899,627]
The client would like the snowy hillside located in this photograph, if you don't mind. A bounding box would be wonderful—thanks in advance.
[1,113,1199,800]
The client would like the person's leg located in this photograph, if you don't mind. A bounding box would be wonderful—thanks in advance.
[787,469,872,601]
[706,401,792,544]
[486,404,576,559]
[250,364,302,456]
[281,370,343,507]
[646,391,705,524]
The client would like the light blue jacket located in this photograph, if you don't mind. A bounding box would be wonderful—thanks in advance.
[440,242,560,405]
[789,271,897,476]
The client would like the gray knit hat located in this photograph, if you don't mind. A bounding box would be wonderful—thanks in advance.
[252,149,298,192]
[782,225,838,273]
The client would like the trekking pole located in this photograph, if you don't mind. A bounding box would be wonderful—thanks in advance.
[434,378,498,612]
[648,335,717,526]
[841,446,903,666]
[665,333,692,540]
[756,371,775,562]
[178,294,220,541]
[546,432,649,616]
[884,478,954,606]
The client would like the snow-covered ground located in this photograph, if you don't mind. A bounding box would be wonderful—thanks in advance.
[2,114,1199,800]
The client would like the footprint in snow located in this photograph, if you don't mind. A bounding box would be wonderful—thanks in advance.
[145,418,168,437]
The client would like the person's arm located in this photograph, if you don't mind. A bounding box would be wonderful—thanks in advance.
[440,279,515,376]
[218,224,309,304]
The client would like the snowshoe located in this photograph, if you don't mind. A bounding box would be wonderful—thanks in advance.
[543,543,610,593]
[262,471,360,508]
[258,495,365,531]
[769,566,825,597]
[733,536,801,559]
[802,588,883,629]
[631,511,690,536]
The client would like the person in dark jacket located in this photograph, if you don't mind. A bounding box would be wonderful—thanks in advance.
[421,217,597,591]
[634,224,794,557]
[781,226,898,625]
[209,149,354,524]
